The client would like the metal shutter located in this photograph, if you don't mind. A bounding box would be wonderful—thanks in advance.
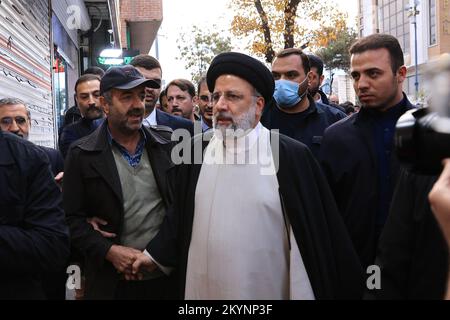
[0,0,54,147]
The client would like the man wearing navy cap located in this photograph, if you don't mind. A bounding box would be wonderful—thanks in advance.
[132,52,364,300]
[63,65,176,299]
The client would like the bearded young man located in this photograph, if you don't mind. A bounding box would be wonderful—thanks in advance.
[261,48,346,159]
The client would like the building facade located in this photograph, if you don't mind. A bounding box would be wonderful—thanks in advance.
[0,0,162,147]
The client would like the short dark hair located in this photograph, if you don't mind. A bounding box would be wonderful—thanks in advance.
[75,74,101,94]
[166,79,196,98]
[349,33,404,73]
[129,54,161,71]
[307,54,324,76]
[197,76,207,95]
[83,66,105,77]
[275,48,310,73]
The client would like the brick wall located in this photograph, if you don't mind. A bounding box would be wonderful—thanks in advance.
[119,0,163,48]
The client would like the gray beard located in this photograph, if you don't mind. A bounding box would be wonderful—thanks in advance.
[213,102,257,139]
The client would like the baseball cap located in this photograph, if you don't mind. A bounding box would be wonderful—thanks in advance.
[100,65,160,95]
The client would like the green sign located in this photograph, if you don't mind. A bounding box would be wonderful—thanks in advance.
[98,56,135,66]
[98,57,123,66]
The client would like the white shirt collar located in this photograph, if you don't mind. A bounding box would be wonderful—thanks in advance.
[143,108,157,127]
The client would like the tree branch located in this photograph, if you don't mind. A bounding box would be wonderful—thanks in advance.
[254,0,275,63]
[284,0,301,48]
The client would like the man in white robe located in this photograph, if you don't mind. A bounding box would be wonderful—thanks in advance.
[131,52,364,300]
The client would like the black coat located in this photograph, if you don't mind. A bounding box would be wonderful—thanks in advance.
[369,169,449,299]
[59,117,103,158]
[261,96,346,159]
[148,130,364,299]
[0,131,70,299]
[63,121,175,299]
[319,96,415,268]
[39,146,64,176]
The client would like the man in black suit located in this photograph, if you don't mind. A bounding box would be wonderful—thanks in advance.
[64,65,177,299]
[0,129,70,299]
[129,54,193,134]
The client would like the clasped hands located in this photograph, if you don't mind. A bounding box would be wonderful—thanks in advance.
[88,217,157,280]
[105,244,157,280]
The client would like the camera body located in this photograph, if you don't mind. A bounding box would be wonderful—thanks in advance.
[395,54,450,175]
[395,108,450,175]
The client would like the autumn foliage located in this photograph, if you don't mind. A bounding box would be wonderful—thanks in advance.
[230,0,351,63]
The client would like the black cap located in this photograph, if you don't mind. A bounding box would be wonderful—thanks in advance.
[100,65,160,95]
[206,52,274,102]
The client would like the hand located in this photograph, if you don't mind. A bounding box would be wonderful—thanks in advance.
[87,217,117,238]
[131,252,157,280]
[105,245,141,274]
[429,159,450,247]
[54,172,64,190]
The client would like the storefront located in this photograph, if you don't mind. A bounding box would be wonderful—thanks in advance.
[0,0,54,147]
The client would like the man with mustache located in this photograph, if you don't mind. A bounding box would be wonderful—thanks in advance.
[129,54,193,133]
[63,65,176,299]
[131,52,363,300]
[196,76,213,131]
[166,79,198,122]
[59,74,105,158]
[319,34,415,271]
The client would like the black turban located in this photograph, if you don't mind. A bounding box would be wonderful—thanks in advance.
[206,52,275,102]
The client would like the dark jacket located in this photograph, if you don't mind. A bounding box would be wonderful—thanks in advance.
[148,130,364,300]
[156,109,194,135]
[0,131,70,299]
[59,117,104,158]
[63,121,175,299]
[39,146,64,176]
[63,106,82,127]
[369,169,449,299]
[319,95,415,268]
[261,95,347,158]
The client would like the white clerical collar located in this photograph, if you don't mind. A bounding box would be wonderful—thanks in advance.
[143,108,157,127]
[214,122,262,155]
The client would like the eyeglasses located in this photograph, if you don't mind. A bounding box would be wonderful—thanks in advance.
[0,116,28,127]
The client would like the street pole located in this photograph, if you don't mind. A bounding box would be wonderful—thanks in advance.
[408,1,420,101]
[155,34,160,61]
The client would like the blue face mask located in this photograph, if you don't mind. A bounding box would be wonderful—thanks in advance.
[273,79,308,108]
